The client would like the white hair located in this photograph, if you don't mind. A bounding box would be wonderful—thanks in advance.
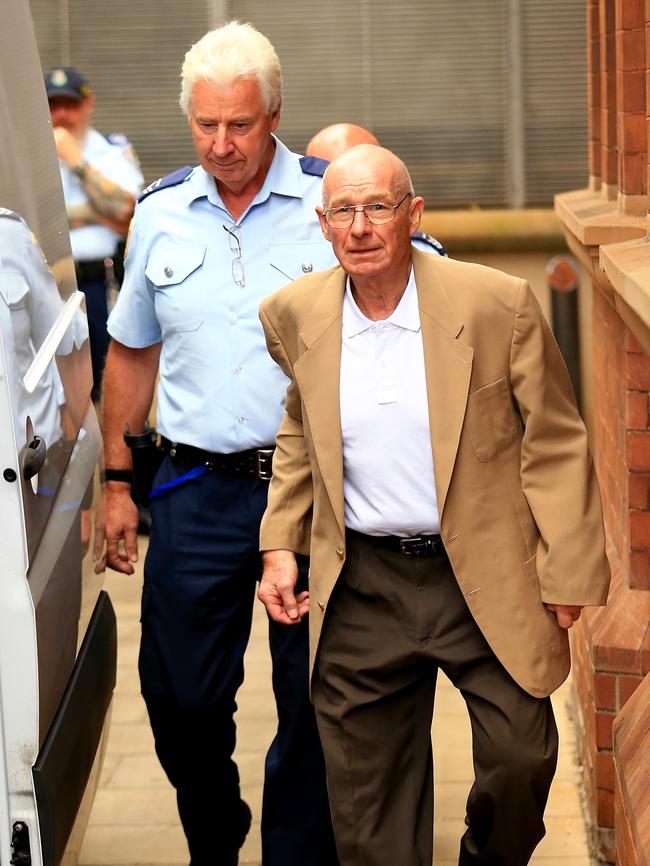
[180,21,282,116]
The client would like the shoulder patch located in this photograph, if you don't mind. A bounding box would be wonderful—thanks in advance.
[412,231,448,257]
[107,131,129,147]
[138,166,193,202]
[299,155,329,177]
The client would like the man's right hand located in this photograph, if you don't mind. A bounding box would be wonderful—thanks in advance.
[258,549,309,624]
[105,483,139,574]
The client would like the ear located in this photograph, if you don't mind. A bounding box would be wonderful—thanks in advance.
[316,207,331,242]
[409,196,425,235]
[269,100,281,133]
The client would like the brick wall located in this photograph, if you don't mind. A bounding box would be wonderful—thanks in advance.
[571,290,650,861]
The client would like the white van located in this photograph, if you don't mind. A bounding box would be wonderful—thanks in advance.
[0,2,115,865]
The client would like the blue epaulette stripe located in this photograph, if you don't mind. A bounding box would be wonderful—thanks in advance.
[138,166,193,202]
[412,231,448,257]
[299,155,329,177]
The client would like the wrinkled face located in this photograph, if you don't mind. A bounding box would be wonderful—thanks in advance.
[188,77,280,196]
[48,95,94,136]
[318,157,423,282]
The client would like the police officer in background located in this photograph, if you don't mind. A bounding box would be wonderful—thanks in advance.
[102,22,337,866]
[45,67,144,400]
[306,122,447,257]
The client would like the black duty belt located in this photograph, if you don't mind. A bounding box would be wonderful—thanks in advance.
[75,259,108,284]
[160,436,274,481]
[346,528,443,557]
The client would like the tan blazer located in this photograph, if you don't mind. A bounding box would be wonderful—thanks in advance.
[259,249,610,698]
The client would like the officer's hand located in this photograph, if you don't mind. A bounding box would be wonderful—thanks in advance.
[545,603,583,629]
[52,126,83,168]
[105,483,139,575]
[259,550,309,625]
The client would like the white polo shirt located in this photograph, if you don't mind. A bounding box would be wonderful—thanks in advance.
[340,269,441,537]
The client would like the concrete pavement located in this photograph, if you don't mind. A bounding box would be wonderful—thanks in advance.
[78,553,595,866]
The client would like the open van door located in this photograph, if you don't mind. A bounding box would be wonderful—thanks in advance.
[0,2,116,865]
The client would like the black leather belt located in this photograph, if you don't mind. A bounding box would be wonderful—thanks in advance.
[160,436,274,481]
[346,528,443,557]
[75,259,108,284]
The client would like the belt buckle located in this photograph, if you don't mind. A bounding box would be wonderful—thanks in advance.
[399,536,431,556]
[256,449,274,481]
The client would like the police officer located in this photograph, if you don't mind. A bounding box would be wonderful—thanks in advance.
[102,22,337,866]
[45,67,143,400]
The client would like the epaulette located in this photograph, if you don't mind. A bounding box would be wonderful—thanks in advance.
[139,166,193,202]
[299,155,329,177]
[107,131,129,147]
[412,231,448,257]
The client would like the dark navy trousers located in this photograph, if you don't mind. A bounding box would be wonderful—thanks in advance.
[140,457,337,866]
[77,275,110,400]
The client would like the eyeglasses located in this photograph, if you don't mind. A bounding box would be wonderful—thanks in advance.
[322,193,412,229]
[223,223,245,287]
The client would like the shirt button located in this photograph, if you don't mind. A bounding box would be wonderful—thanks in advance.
[302,261,313,273]
[237,416,245,424]
[230,314,238,323]
[234,365,242,373]
[336,546,344,557]
[164,266,173,278]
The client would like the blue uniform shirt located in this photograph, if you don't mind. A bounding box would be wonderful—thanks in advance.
[61,127,144,262]
[107,136,335,453]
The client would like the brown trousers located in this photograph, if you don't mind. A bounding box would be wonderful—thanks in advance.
[312,532,558,866]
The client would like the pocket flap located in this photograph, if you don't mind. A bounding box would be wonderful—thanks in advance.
[268,241,335,282]
[0,272,30,308]
[145,245,206,287]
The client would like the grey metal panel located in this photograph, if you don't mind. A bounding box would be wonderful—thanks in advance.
[521,1,588,205]
[30,0,211,185]
[29,0,588,206]
[233,0,511,208]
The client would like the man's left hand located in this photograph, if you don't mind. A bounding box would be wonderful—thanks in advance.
[259,549,309,625]
[545,604,583,629]
[53,126,83,168]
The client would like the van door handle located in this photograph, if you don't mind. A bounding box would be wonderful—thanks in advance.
[23,436,47,480]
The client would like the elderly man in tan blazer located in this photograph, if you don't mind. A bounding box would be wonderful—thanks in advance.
[257,144,610,866]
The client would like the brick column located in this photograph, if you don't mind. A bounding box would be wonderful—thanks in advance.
[616,0,647,213]
[600,0,618,197]
[589,0,602,187]
[570,289,650,862]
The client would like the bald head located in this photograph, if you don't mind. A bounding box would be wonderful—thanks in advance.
[322,144,414,208]
[306,123,379,162]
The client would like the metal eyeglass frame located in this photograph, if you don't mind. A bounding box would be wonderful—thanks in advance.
[322,192,412,228]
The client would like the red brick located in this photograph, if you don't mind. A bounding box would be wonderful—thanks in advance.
[597,750,615,790]
[617,0,645,29]
[619,70,647,114]
[628,549,650,589]
[627,473,649,508]
[595,672,617,709]
[596,710,615,748]
[617,28,647,70]
[630,509,650,546]
[618,112,648,152]
[627,432,650,470]
[627,352,650,389]
[618,673,644,705]
[597,786,615,827]
[625,391,648,428]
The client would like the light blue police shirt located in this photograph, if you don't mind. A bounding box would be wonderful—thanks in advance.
[60,128,144,262]
[107,136,335,453]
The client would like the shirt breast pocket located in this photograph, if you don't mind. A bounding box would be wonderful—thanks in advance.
[145,245,206,334]
[466,376,517,462]
[267,241,335,286]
